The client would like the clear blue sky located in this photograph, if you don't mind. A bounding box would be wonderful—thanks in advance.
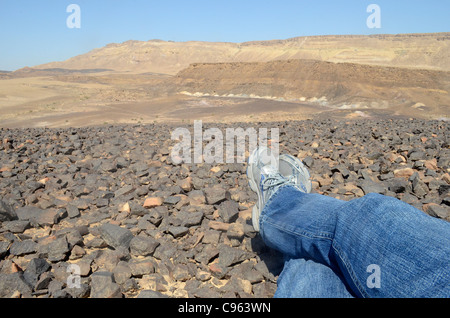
[0,0,449,71]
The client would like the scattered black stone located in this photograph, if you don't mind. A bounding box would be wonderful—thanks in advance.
[89,271,122,298]
[0,200,17,222]
[9,239,37,256]
[137,289,169,298]
[218,200,240,223]
[129,235,159,257]
[99,223,134,250]
[23,258,51,288]
[0,272,32,298]
[0,119,449,298]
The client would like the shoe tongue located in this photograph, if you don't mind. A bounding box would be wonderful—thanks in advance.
[261,165,278,176]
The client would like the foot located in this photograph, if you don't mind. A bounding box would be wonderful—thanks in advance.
[246,147,286,231]
[247,147,313,232]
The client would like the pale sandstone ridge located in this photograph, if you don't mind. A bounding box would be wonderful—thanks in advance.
[31,33,450,75]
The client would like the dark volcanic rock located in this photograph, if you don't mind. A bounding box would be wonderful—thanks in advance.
[23,258,51,287]
[218,200,240,223]
[90,271,122,298]
[0,200,17,221]
[129,235,160,257]
[426,204,450,219]
[137,290,169,298]
[2,220,31,233]
[204,185,229,205]
[9,239,37,256]
[387,178,409,193]
[0,272,32,298]
[47,236,70,262]
[358,180,385,195]
[15,206,60,227]
[66,204,81,218]
[99,223,134,250]
[0,119,448,298]
[218,244,252,268]
[168,226,189,238]
[0,241,10,259]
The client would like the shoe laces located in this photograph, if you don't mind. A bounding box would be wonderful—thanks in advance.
[261,173,293,193]
[287,175,308,193]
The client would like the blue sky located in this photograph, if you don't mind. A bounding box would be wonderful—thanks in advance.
[0,0,449,71]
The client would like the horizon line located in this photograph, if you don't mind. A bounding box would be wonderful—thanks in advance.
[3,31,449,72]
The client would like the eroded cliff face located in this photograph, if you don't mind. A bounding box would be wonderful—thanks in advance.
[174,59,450,114]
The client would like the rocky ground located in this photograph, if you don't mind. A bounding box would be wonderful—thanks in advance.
[0,118,449,298]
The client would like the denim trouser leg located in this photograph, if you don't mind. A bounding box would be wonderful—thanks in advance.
[260,186,450,298]
[274,258,354,298]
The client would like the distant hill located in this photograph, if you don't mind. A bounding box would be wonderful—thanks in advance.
[31,33,450,75]
[11,67,113,77]
[0,70,11,79]
[174,59,450,118]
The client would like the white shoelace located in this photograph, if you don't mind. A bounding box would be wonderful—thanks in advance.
[261,174,294,193]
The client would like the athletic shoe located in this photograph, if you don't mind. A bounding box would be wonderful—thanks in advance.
[279,154,312,194]
[247,147,291,232]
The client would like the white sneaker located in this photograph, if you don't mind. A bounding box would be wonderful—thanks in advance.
[247,147,289,231]
[247,148,312,232]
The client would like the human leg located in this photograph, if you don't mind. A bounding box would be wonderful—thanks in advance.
[247,148,354,298]
[260,186,450,298]
[274,257,354,298]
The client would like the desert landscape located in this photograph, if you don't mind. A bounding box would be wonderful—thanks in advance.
[0,32,449,128]
[0,32,449,299]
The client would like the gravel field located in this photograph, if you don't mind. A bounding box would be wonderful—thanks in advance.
[0,118,449,298]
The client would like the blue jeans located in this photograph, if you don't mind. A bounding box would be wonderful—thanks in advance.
[259,186,450,298]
